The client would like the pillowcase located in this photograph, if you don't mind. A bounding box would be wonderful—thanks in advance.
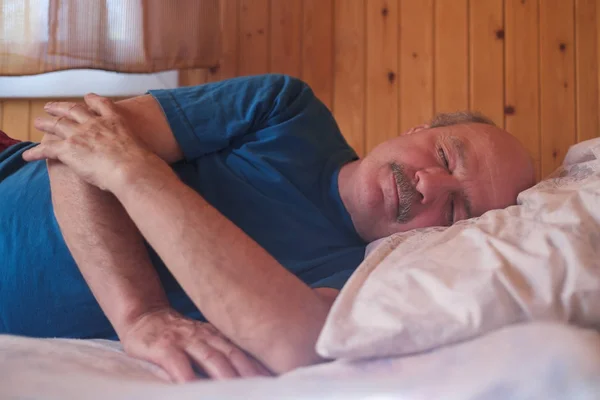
[317,138,600,360]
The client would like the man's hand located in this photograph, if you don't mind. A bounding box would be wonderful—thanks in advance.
[122,308,272,382]
[22,94,159,192]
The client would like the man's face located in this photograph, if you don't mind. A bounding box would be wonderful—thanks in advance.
[344,123,535,242]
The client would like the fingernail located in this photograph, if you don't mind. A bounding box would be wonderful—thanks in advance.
[44,102,53,109]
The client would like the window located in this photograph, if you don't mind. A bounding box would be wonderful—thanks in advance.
[0,0,180,98]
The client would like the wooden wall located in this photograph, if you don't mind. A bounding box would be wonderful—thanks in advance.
[2,0,599,178]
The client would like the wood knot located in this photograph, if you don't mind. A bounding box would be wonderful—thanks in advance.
[209,65,220,74]
[387,71,396,83]
[412,52,418,59]
[552,149,559,159]
[495,29,505,40]
[504,105,515,115]
[257,29,264,35]
[559,43,566,52]
[381,7,389,17]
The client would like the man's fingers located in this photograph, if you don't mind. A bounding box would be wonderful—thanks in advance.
[44,101,96,124]
[150,347,197,383]
[204,335,269,378]
[34,116,78,139]
[22,141,64,162]
[41,133,60,144]
[186,341,239,380]
[84,93,116,116]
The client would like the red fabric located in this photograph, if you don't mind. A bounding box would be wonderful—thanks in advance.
[0,129,21,152]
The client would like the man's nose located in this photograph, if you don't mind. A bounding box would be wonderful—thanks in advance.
[414,167,458,205]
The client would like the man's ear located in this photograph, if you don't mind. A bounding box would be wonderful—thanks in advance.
[404,124,430,135]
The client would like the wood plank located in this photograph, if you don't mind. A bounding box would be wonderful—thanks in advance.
[301,0,334,109]
[1,100,31,141]
[332,0,366,156]
[270,0,302,77]
[365,0,399,153]
[539,0,576,177]
[29,100,48,142]
[238,0,269,76]
[505,0,541,180]
[469,0,504,127]
[0,102,3,130]
[434,0,469,113]
[399,0,434,132]
[575,0,599,141]
[208,0,240,82]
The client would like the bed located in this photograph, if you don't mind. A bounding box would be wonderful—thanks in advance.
[1,322,600,399]
[2,138,600,399]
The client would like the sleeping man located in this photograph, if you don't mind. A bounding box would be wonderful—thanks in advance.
[0,74,535,382]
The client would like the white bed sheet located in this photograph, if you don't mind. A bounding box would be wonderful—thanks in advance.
[1,322,599,400]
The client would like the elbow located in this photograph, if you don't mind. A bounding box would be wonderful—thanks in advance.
[260,299,333,374]
[266,340,327,375]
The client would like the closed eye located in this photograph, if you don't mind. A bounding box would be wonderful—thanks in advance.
[438,145,455,225]
[437,146,450,170]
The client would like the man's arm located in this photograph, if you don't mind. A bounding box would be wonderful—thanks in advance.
[113,161,334,372]
[45,95,176,334]
[27,93,338,374]
[46,156,170,337]
[44,97,268,381]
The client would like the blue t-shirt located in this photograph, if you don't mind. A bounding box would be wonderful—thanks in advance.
[0,74,366,339]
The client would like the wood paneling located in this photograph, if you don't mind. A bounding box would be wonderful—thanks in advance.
[2,0,599,179]
[434,0,469,113]
[2,101,30,141]
[399,0,434,133]
[505,0,541,179]
[301,0,334,109]
[239,0,269,76]
[333,0,366,156]
[470,0,504,127]
[540,0,576,177]
[365,0,399,153]
[270,0,302,77]
[209,0,240,82]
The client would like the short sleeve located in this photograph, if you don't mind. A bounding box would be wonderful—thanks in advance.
[148,74,314,161]
[310,269,355,291]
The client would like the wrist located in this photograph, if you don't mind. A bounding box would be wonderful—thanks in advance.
[109,153,175,198]
[114,297,171,339]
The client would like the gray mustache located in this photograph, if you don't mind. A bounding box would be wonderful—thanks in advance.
[391,163,418,223]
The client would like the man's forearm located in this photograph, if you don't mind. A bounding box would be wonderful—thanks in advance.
[112,160,331,373]
[47,159,170,337]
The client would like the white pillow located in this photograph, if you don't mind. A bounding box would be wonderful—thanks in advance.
[317,138,600,360]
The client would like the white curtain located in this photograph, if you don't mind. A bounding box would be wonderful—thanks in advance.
[0,0,221,76]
